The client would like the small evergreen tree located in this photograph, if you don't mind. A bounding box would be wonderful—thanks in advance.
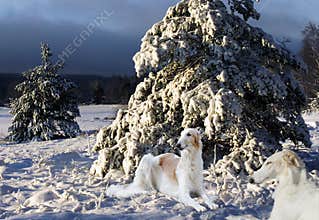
[8,43,81,142]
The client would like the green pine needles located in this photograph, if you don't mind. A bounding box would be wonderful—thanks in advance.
[8,43,81,142]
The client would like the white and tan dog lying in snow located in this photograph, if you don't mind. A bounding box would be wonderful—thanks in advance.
[250,149,319,220]
[106,128,217,212]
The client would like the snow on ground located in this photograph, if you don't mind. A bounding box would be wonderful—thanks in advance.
[0,106,318,219]
[303,113,319,152]
[0,107,11,140]
[76,105,127,135]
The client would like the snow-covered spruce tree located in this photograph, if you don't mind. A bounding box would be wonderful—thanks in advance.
[8,43,81,142]
[91,0,311,181]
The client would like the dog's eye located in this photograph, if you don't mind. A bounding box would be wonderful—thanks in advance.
[186,133,191,137]
[266,161,272,165]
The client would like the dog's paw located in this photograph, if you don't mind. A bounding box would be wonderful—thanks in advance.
[194,204,206,212]
[203,197,218,210]
[207,202,219,210]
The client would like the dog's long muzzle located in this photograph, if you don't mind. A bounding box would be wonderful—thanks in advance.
[174,142,183,157]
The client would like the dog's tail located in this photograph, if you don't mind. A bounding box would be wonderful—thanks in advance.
[106,182,148,198]
[106,154,155,198]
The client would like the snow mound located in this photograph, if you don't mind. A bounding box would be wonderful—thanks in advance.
[24,189,61,207]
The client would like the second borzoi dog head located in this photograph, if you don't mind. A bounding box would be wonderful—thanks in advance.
[176,128,202,150]
[250,149,305,184]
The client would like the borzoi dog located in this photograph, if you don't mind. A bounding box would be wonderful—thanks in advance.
[250,149,319,220]
[106,128,216,211]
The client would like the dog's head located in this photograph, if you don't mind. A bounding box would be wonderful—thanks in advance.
[250,149,305,184]
[176,128,202,150]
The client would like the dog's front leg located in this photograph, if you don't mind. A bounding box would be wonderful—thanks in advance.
[198,188,218,210]
[178,189,206,212]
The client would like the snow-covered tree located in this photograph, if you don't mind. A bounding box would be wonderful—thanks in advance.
[8,43,81,142]
[91,0,310,183]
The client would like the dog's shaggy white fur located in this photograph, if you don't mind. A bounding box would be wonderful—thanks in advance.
[251,149,319,220]
[106,128,216,211]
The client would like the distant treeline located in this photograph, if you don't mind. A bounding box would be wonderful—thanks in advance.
[0,73,139,106]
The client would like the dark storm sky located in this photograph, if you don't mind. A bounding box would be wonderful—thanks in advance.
[0,0,318,76]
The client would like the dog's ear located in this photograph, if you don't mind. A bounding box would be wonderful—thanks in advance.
[283,151,303,168]
[196,127,204,135]
[192,133,200,149]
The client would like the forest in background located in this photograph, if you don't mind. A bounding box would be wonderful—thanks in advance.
[0,73,138,106]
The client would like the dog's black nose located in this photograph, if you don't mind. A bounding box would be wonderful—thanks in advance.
[248,178,255,184]
[176,143,181,149]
